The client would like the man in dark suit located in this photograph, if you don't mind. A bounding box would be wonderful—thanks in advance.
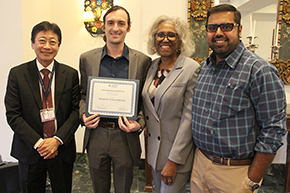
[5,21,80,193]
[79,5,151,193]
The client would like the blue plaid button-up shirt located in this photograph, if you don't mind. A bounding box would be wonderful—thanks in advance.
[192,42,286,159]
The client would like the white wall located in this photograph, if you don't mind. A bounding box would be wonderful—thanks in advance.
[0,1,23,162]
[0,0,288,163]
[240,12,276,60]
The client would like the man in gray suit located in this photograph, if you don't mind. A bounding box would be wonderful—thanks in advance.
[79,5,151,193]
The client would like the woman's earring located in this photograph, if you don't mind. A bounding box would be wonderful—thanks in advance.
[176,47,182,54]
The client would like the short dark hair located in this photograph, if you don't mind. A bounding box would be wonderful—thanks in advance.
[206,4,241,25]
[102,5,131,42]
[31,21,62,45]
[103,5,131,28]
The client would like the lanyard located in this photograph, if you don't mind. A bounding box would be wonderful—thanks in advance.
[37,65,55,102]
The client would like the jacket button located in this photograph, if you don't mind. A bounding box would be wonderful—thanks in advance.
[157,136,160,140]
[146,116,149,120]
[148,133,151,137]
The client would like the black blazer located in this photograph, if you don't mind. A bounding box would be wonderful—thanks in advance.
[5,59,80,165]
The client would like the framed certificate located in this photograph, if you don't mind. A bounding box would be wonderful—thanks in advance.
[85,77,140,119]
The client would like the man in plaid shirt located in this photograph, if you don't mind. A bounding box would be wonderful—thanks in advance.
[191,4,286,193]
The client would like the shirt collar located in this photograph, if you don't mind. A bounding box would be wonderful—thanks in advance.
[36,59,54,72]
[206,41,245,69]
[101,43,129,60]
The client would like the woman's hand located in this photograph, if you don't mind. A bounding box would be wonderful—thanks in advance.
[161,159,177,186]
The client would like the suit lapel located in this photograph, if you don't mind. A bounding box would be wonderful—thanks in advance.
[54,62,66,112]
[142,59,160,121]
[154,54,185,112]
[92,49,102,76]
[25,60,42,109]
[128,48,137,79]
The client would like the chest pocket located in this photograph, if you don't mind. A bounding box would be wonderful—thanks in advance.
[219,79,251,120]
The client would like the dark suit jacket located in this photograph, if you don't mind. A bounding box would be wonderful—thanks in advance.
[5,59,80,165]
[79,47,151,166]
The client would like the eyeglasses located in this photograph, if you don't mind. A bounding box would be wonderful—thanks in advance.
[154,32,178,42]
[205,23,240,33]
[36,38,59,46]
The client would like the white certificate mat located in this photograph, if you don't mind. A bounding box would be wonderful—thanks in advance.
[85,77,139,119]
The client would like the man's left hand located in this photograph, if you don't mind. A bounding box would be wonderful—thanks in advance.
[37,137,61,159]
[118,114,141,133]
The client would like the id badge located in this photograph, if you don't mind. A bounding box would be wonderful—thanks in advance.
[40,108,56,122]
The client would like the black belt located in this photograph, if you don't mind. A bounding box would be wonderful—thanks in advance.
[200,149,253,166]
[98,121,118,129]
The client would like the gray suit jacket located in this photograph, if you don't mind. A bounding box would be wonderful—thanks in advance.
[142,54,200,172]
[79,46,151,166]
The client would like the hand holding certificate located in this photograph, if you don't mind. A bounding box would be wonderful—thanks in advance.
[85,77,139,120]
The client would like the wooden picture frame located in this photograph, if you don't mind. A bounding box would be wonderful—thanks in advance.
[187,0,213,64]
[272,0,290,84]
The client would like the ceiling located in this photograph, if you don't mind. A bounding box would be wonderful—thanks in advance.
[218,0,278,14]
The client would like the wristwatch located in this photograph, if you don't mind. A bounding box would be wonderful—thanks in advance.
[248,178,260,191]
